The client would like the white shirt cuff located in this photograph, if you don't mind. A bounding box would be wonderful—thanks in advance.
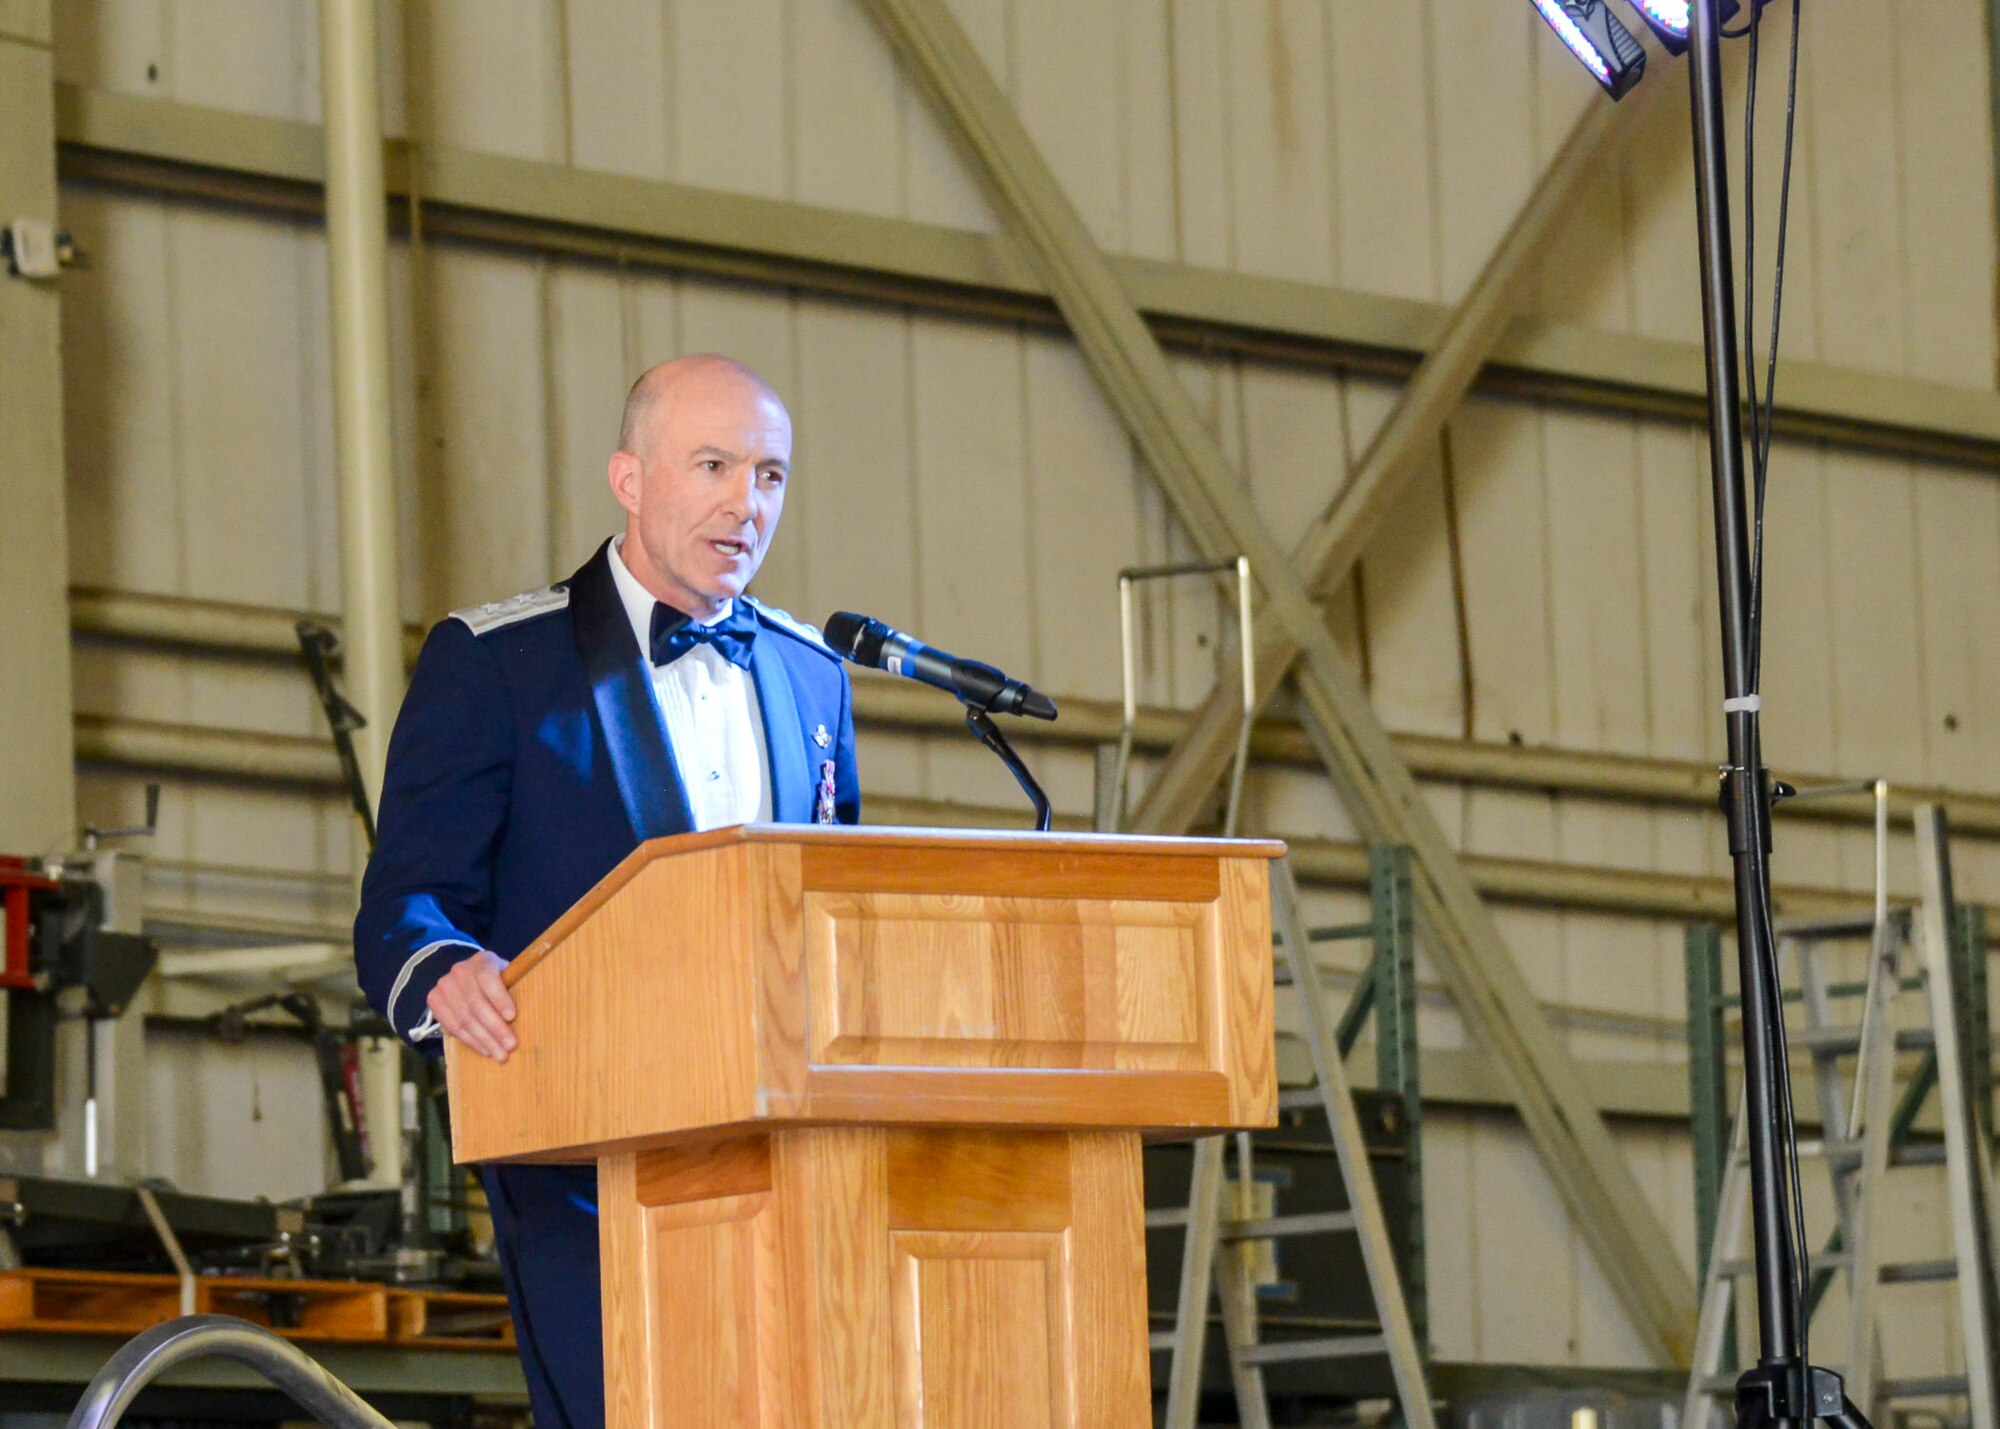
[387,939,482,1039]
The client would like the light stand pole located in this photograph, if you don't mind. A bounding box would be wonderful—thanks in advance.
[1686,4,1867,1427]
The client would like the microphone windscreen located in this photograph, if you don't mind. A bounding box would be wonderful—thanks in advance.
[822,611,868,659]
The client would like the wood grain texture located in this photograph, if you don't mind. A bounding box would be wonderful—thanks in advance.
[747,842,811,1115]
[598,1127,1149,1427]
[635,1133,771,1206]
[887,1129,1071,1232]
[795,1128,894,1428]
[801,842,1229,901]
[891,1230,1073,1429]
[1065,1134,1152,1427]
[797,1066,1233,1128]
[806,892,1208,1069]
[645,1193,768,1425]
[1216,856,1278,1126]
[598,1153,653,1429]
[450,829,1278,1161]
[449,843,764,1162]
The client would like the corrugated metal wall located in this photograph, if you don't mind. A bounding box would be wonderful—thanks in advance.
[50,0,2000,1372]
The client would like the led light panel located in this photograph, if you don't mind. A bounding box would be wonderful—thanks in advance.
[1531,0,1647,98]
[1625,0,1743,56]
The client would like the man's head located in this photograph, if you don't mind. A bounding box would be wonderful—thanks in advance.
[608,354,792,619]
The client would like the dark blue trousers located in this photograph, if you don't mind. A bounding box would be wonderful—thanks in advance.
[482,1163,604,1429]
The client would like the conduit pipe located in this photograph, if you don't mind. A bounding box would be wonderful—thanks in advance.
[319,0,404,808]
[67,587,2000,840]
[77,715,1995,941]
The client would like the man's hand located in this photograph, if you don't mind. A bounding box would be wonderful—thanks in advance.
[426,950,518,1062]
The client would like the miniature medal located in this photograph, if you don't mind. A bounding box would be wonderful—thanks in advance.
[816,760,838,823]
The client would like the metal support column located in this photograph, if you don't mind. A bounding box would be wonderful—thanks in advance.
[0,0,78,1182]
[319,0,405,812]
[1371,845,1425,1355]
[0,0,76,856]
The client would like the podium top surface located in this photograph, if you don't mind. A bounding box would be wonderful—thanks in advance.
[628,821,1280,859]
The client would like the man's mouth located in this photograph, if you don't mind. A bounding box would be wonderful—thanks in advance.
[709,538,751,558]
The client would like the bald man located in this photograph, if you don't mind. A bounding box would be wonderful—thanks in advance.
[355,355,860,1428]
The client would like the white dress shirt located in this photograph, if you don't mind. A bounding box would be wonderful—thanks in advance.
[608,536,771,830]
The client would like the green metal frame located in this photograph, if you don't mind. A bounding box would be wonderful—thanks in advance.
[1684,909,1996,1330]
[1685,923,1731,1292]
[1685,923,1737,1374]
[1323,844,1426,1356]
[1958,903,1992,1147]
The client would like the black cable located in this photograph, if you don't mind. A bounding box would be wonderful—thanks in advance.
[1759,3,1803,474]
[1742,4,1764,683]
[1764,895,1813,1389]
[1741,0,1804,693]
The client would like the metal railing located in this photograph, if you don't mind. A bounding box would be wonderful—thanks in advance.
[67,1314,392,1429]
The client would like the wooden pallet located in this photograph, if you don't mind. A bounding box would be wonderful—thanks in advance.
[0,1268,183,1336]
[0,1268,514,1350]
[196,1275,389,1342]
[388,1289,516,1351]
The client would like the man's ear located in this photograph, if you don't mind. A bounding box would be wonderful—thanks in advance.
[607,450,642,516]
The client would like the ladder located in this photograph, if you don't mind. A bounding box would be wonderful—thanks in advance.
[1683,803,1999,1429]
[1154,854,1437,1429]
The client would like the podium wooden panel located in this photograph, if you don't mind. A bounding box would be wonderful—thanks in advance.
[447,826,1279,1427]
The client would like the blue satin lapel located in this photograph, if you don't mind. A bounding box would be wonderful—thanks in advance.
[748,630,811,825]
[567,543,694,841]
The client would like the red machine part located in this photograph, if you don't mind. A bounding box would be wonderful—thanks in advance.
[0,856,59,991]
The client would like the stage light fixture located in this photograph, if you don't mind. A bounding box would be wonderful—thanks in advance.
[1623,0,1743,55]
[1530,0,1647,99]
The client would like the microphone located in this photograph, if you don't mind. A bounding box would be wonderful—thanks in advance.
[822,613,1057,721]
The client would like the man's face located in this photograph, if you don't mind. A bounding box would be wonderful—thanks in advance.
[613,371,791,616]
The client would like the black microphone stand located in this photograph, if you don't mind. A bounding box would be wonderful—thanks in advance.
[1687,6,1866,1428]
[964,706,1054,832]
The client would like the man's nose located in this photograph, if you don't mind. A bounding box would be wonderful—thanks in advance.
[721,464,759,520]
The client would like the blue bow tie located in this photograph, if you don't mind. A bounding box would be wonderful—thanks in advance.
[649,601,758,670]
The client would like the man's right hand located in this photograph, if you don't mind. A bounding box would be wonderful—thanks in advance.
[426,949,519,1062]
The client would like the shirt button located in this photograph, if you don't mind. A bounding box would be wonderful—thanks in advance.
[709,770,722,781]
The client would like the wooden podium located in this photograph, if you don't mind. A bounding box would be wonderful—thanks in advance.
[447,825,1279,1427]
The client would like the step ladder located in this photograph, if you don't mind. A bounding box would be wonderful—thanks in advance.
[1683,803,1999,1429]
[1153,854,1437,1429]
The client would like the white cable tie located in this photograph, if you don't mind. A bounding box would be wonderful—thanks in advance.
[1723,694,1762,714]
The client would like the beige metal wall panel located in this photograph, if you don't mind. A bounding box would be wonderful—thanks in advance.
[421,246,554,611]
[793,302,921,624]
[1019,333,1148,690]
[563,0,670,180]
[543,264,629,572]
[790,0,906,216]
[144,1028,332,1201]
[1330,4,1440,300]
[44,3,2000,400]
[1915,471,2000,897]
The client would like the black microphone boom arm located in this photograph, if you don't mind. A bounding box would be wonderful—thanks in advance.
[823,610,1058,830]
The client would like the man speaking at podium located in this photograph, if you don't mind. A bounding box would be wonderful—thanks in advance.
[354,354,861,1427]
